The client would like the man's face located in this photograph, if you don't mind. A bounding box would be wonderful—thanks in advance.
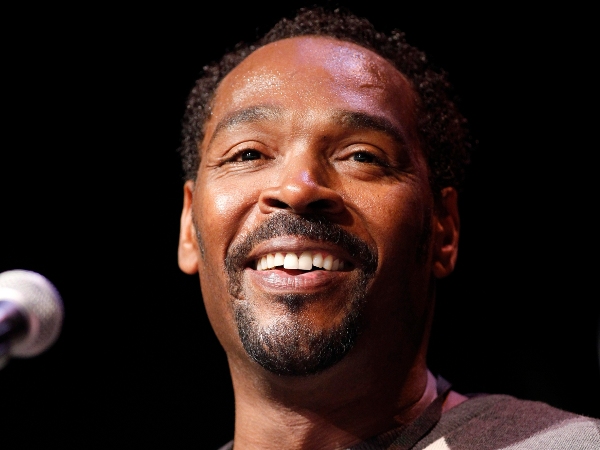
[179,36,456,377]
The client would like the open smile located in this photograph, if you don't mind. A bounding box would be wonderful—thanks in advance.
[255,250,346,271]
[224,213,378,299]
[245,240,355,291]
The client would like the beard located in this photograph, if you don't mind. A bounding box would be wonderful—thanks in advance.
[233,289,365,376]
[222,212,378,376]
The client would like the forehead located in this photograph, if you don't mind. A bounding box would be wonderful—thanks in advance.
[204,36,419,148]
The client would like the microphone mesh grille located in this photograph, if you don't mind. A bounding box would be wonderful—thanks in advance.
[0,270,64,357]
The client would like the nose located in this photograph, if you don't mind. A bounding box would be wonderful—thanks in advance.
[258,158,345,216]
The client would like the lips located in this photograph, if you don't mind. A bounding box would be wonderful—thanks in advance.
[246,241,353,292]
[224,213,378,298]
[255,250,346,271]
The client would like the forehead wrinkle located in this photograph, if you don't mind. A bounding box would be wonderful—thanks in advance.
[207,105,284,147]
[332,110,407,146]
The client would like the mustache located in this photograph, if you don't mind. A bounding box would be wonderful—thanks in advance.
[225,212,378,276]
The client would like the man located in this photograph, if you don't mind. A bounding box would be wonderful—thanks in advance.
[176,6,600,449]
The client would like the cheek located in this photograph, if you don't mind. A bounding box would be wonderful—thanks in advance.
[350,183,429,244]
[213,191,236,217]
[194,186,254,351]
[349,182,434,294]
[359,185,434,327]
[194,182,260,260]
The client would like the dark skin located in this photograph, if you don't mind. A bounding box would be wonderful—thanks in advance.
[178,36,465,450]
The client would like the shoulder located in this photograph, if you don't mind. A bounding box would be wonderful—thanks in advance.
[418,394,600,450]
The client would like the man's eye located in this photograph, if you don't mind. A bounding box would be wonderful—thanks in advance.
[352,152,375,163]
[240,150,262,161]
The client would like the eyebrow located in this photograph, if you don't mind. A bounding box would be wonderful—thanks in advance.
[208,106,407,147]
[209,105,283,146]
[331,110,407,146]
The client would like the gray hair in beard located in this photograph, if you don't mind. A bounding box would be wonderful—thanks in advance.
[223,212,378,376]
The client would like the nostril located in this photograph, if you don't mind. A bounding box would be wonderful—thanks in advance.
[308,199,337,211]
[258,183,345,215]
[263,198,290,210]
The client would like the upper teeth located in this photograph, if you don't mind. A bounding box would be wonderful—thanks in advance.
[255,251,345,271]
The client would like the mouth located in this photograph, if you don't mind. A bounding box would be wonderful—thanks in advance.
[244,243,355,295]
[225,213,378,298]
[255,250,347,272]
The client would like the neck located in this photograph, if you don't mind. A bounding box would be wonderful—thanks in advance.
[229,360,445,450]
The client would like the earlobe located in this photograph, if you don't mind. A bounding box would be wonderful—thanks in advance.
[178,180,200,275]
[432,187,460,279]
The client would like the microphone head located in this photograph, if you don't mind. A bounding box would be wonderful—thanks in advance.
[0,270,64,357]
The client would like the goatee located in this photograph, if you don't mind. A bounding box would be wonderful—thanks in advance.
[223,212,377,376]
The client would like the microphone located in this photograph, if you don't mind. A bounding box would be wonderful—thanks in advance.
[0,270,64,369]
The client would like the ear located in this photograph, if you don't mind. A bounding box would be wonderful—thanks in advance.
[178,180,200,274]
[432,187,460,279]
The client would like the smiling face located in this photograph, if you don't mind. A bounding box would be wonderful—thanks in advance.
[178,36,458,377]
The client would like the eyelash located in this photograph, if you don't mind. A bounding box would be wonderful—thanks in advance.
[225,148,386,167]
[351,151,375,163]
[239,150,262,161]
[349,149,390,168]
[224,148,264,163]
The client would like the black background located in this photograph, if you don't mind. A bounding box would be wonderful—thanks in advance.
[2,2,598,448]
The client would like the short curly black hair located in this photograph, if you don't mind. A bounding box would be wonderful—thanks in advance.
[179,6,474,198]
